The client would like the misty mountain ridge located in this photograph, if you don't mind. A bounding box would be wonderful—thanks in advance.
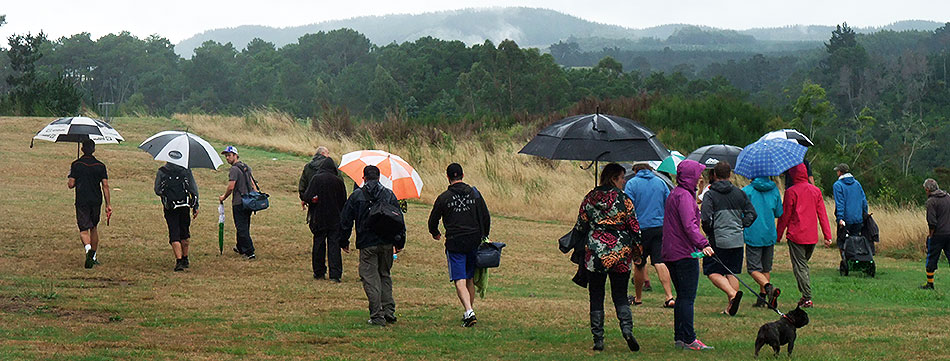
[174,7,946,57]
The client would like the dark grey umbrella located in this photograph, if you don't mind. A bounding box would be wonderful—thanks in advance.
[520,113,670,185]
[519,113,670,162]
[687,144,743,169]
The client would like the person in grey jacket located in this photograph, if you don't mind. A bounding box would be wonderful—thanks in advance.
[154,162,199,271]
[700,162,756,316]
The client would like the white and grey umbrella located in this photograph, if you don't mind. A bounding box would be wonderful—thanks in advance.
[139,131,224,170]
[759,129,815,147]
[31,116,124,146]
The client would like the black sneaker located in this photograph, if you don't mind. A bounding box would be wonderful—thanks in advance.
[624,333,641,352]
[367,318,386,327]
[920,283,935,290]
[182,256,189,268]
[174,259,185,272]
[232,247,241,254]
[384,315,397,324]
[84,250,96,269]
[463,315,477,327]
[245,253,256,260]
[314,274,325,280]
[329,278,341,283]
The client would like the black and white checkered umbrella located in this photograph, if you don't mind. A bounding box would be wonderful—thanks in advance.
[759,129,815,147]
[139,131,224,170]
[31,116,124,146]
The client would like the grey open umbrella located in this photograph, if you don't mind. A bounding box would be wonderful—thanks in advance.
[519,113,670,184]
[687,144,743,169]
[139,131,224,169]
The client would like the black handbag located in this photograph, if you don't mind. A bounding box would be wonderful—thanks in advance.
[476,241,506,268]
[238,163,269,212]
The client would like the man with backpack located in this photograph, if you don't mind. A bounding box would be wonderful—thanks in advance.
[298,146,332,209]
[428,163,491,327]
[340,165,406,326]
[68,139,112,269]
[218,146,258,260]
[155,162,199,271]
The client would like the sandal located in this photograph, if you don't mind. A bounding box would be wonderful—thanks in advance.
[664,298,675,308]
[628,295,643,306]
[727,291,743,316]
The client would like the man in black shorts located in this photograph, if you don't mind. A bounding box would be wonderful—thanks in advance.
[68,139,112,269]
[623,163,674,307]
[700,162,756,316]
[155,162,199,271]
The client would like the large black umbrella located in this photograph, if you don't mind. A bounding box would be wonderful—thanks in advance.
[687,144,743,169]
[519,113,669,184]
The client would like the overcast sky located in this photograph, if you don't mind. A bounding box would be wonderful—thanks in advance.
[2,0,948,44]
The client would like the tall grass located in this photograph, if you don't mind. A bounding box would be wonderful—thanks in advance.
[175,109,930,255]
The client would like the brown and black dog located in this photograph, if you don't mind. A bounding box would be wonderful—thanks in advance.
[754,306,809,357]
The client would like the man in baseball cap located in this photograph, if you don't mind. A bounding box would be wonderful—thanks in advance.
[218,145,258,259]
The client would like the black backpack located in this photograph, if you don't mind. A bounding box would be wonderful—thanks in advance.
[160,166,191,210]
[366,188,404,236]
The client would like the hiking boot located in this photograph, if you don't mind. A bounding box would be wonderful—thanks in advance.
[174,259,185,272]
[590,310,604,350]
[681,339,714,351]
[920,283,935,290]
[752,293,767,308]
[182,256,189,268]
[84,250,96,269]
[765,283,781,309]
[797,298,813,308]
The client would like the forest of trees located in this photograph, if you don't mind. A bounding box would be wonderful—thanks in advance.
[2,17,950,204]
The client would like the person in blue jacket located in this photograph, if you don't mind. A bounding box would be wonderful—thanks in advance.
[742,177,783,309]
[624,164,674,307]
[832,163,868,247]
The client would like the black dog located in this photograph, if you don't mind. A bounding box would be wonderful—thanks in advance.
[754,306,809,357]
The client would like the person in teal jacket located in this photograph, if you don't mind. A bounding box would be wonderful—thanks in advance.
[742,177,783,309]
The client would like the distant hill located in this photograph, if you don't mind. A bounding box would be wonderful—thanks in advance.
[174,8,947,57]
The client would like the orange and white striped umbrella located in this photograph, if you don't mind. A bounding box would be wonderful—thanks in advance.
[339,150,424,200]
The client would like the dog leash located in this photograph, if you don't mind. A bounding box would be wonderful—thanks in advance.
[693,251,785,317]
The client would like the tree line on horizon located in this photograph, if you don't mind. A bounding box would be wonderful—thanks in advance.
[1,18,950,205]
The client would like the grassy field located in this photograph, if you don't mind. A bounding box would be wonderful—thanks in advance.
[1,115,948,360]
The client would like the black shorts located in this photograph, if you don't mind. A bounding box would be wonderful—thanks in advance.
[703,246,743,276]
[76,204,101,231]
[635,227,664,267]
[164,207,192,243]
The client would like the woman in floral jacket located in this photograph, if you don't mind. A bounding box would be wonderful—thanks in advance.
[574,162,642,352]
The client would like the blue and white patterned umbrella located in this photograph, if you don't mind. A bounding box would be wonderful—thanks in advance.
[734,138,808,179]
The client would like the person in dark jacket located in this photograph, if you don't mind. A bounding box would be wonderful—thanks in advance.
[574,163,641,352]
[832,163,869,247]
[340,165,406,326]
[154,162,199,272]
[922,179,950,290]
[700,162,756,316]
[298,146,330,208]
[428,163,491,327]
[303,157,347,282]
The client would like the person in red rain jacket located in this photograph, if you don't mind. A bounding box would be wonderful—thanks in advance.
[776,163,832,308]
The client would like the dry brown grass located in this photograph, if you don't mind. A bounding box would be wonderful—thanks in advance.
[175,111,594,223]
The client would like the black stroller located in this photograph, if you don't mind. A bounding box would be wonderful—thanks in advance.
[838,214,879,277]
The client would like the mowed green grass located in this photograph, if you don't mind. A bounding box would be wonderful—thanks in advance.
[1,116,948,360]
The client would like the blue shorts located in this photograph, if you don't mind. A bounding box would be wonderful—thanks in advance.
[447,250,477,281]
